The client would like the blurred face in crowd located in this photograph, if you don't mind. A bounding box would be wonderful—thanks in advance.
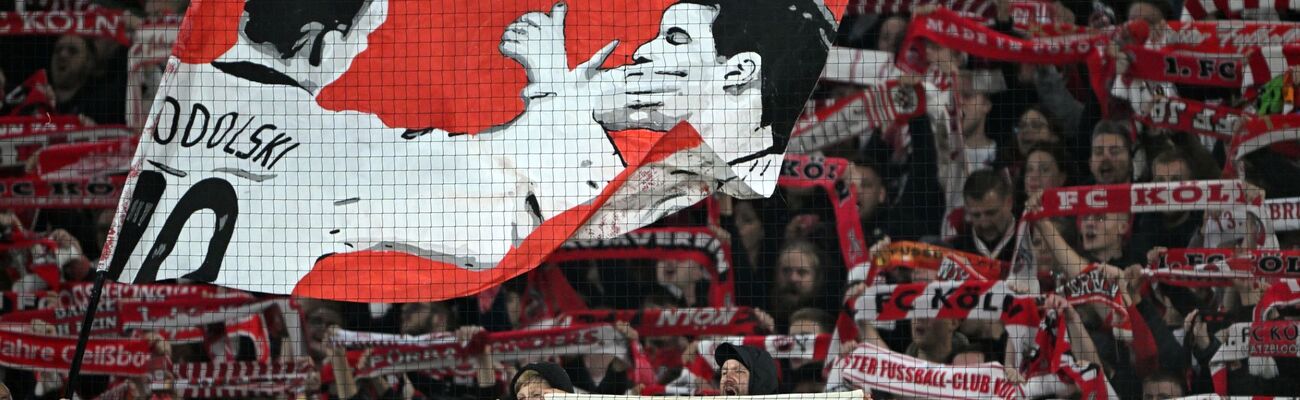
[50,35,94,92]
[848,164,887,219]
[516,379,562,400]
[1151,159,1191,183]
[1142,377,1184,400]
[656,258,705,290]
[1024,150,1067,197]
[401,302,449,335]
[719,359,751,395]
[924,40,960,72]
[911,317,958,351]
[1090,133,1132,184]
[1016,110,1058,156]
[1080,212,1130,256]
[960,92,992,136]
[787,316,825,369]
[1127,3,1167,32]
[776,247,819,297]
[305,306,343,360]
[876,16,907,52]
[734,201,765,256]
[965,191,1014,243]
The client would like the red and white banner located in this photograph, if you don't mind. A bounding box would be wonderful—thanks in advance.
[1163,21,1300,86]
[116,296,276,331]
[0,175,127,209]
[0,305,120,336]
[169,360,315,398]
[851,0,1054,30]
[0,10,130,45]
[1029,180,1258,220]
[1146,248,1300,286]
[34,136,138,179]
[0,124,132,165]
[779,155,871,276]
[1248,320,1300,358]
[853,280,1041,326]
[559,307,761,337]
[830,341,1025,399]
[1136,95,1247,140]
[898,8,1113,71]
[0,115,82,139]
[350,324,628,378]
[1182,0,1300,20]
[0,329,153,376]
[104,0,851,302]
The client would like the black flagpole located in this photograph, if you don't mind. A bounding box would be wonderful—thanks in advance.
[65,268,109,398]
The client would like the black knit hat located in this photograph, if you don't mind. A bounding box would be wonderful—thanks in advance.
[507,362,574,400]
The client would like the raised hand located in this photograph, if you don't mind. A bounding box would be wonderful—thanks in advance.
[499,2,618,101]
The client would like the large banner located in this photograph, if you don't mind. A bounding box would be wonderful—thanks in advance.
[102,0,850,302]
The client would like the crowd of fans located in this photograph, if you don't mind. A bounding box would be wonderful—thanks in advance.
[3,0,1300,399]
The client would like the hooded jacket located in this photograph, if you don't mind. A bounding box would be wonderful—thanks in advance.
[714,343,779,395]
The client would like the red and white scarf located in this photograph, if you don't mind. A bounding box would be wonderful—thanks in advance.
[865,241,1008,284]
[1146,248,1300,286]
[1182,0,1300,20]
[1124,45,1253,88]
[0,329,154,376]
[1029,180,1259,220]
[1136,95,1248,140]
[852,280,1041,326]
[167,359,315,398]
[1059,266,1131,334]
[1256,279,1300,321]
[544,226,735,307]
[558,307,761,337]
[338,324,629,378]
[0,10,131,44]
[897,8,1115,71]
[779,155,871,275]
[828,341,1025,399]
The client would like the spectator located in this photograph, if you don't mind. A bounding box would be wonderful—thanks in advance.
[771,240,827,326]
[48,35,122,124]
[785,307,834,378]
[1128,150,1203,258]
[1021,146,1070,200]
[1141,371,1184,400]
[656,258,709,307]
[508,363,574,400]
[847,162,892,242]
[906,317,968,364]
[949,169,1017,263]
[1089,121,1135,185]
[958,70,999,171]
[715,343,779,396]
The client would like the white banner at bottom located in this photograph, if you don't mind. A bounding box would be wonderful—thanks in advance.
[830,342,1024,400]
[549,391,865,400]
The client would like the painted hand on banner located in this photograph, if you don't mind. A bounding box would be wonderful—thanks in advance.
[500,2,619,102]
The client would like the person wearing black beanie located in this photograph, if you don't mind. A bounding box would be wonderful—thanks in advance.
[508,363,575,400]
